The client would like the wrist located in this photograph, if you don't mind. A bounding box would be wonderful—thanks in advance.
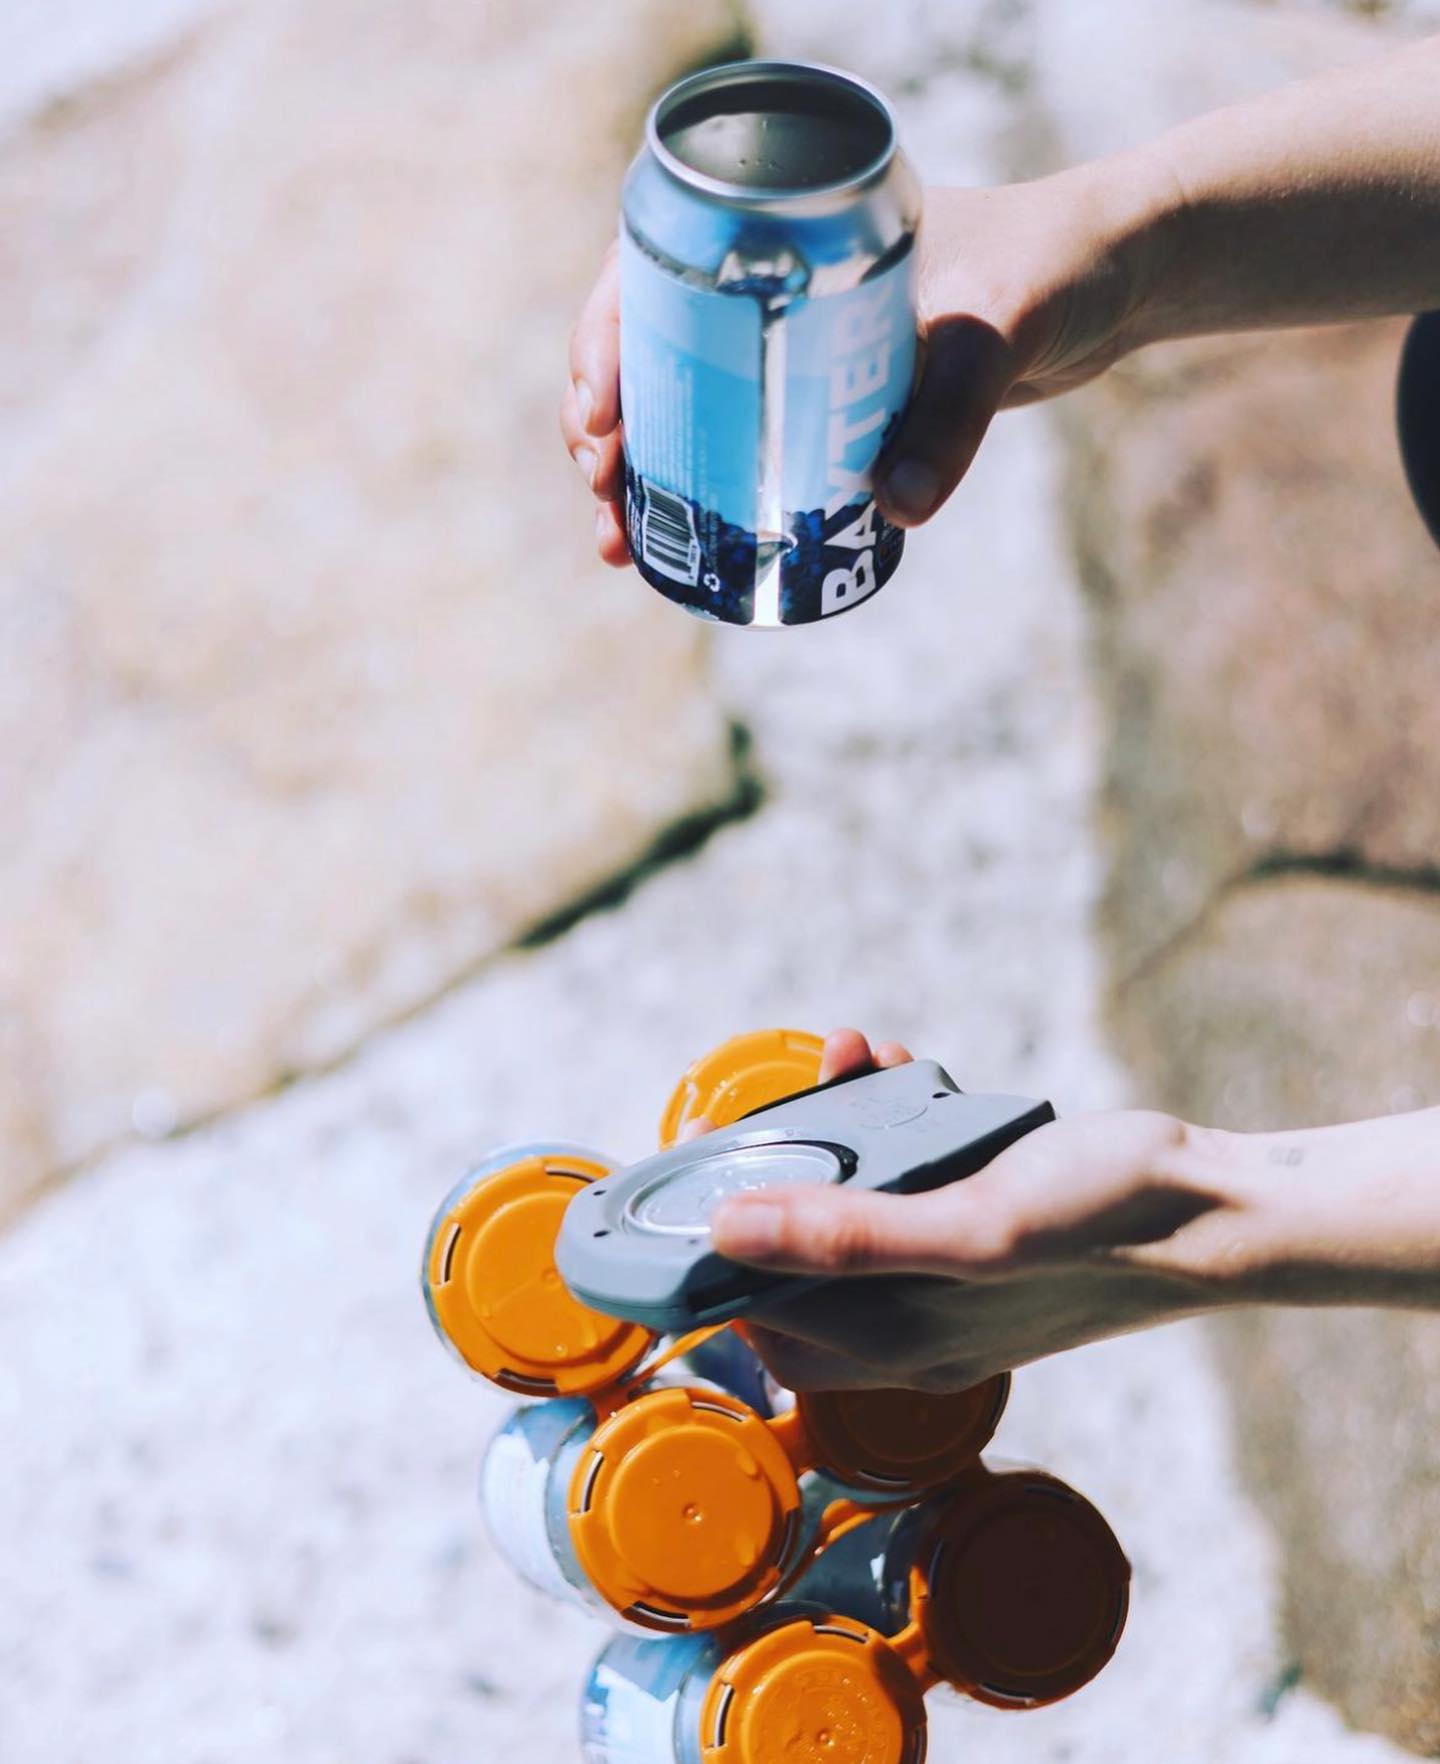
[1145,1118,1299,1303]
[1077,143,1191,359]
[1158,1110,1440,1310]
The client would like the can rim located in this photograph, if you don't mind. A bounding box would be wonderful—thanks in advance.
[646,59,899,211]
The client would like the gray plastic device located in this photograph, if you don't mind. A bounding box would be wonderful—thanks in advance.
[555,1059,1055,1332]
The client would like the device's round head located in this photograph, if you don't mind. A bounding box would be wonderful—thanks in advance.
[912,1469,1131,1706]
[567,1385,802,1630]
[560,1131,851,1331]
[659,1028,825,1145]
[422,1144,656,1396]
[796,1373,1011,1497]
[626,1141,844,1234]
[700,1614,927,1764]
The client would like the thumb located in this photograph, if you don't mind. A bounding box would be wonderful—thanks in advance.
[711,1182,1010,1280]
[874,314,1014,527]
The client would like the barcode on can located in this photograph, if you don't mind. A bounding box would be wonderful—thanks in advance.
[639,479,703,588]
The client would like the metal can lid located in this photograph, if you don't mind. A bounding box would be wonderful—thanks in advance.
[568,1386,801,1629]
[701,1615,926,1764]
[651,61,898,207]
[914,1469,1131,1707]
[797,1374,1010,1496]
[423,1148,655,1396]
[659,1029,825,1146]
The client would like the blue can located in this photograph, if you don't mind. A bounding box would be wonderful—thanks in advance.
[478,1397,602,1611]
[620,61,921,628]
[580,1605,927,1764]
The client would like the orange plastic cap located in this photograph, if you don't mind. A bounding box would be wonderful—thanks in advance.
[797,1374,1011,1496]
[424,1151,654,1396]
[568,1386,802,1630]
[701,1615,926,1764]
[914,1469,1131,1707]
[659,1029,825,1146]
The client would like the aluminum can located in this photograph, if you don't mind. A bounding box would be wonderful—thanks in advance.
[477,1388,811,1633]
[420,1140,655,1398]
[620,60,921,628]
[790,1468,1132,1709]
[476,1382,928,1635]
[580,1629,716,1764]
[580,1607,927,1764]
[478,1396,603,1610]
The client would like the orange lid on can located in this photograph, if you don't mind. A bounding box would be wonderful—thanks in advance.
[700,1615,926,1764]
[568,1386,802,1630]
[912,1469,1131,1708]
[424,1149,655,1397]
[797,1374,1011,1497]
[659,1029,825,1145]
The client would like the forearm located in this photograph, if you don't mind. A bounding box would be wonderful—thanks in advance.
[1119,34,1440,347]
[1167,1108,1440,1311]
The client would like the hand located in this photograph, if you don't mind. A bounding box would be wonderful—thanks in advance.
[707,1028,1440,1393]
[566,36,1440,557]
[561,153,1174,559]
[705,1029,1231,1391]
[561,243,630,568]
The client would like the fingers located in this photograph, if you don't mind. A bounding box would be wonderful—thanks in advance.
[873,313,1014,527]
[594,500,630,568]
[564,246,629,566]
[818,1027,873,1084]
[560,382,625,499]
[711,1181,1014,1280]
[568,243,622,439]
[817,1027,912,1083]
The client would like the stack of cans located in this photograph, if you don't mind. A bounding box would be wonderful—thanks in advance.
[421,1032,1132,1763]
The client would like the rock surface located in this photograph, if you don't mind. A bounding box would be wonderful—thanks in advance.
[1034,2,1440,1752]
[0,0,742,1217]
[1123,877,1440,1751]
[1069,319,1440,977]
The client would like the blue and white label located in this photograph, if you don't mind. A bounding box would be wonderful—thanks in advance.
[479,1400,592,1606]
[620,233,915,626]
[580,1633,716,1764]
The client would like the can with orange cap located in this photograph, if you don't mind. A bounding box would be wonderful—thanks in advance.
[421,1141,658,1398]
[791,1464,1132,1708]
[776,1371,1010,1505]
[580,1605,928,1764]
[477,1356,1014,1634]
[479,1381,810,1632]
[656,1028,831,1148]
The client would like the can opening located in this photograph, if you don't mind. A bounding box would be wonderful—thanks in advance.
[655,62,894,196]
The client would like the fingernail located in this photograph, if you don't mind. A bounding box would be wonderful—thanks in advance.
[575,379,596,433]
[575,445,597,488]
[714,1201,784,1260]
[881,459,940,521]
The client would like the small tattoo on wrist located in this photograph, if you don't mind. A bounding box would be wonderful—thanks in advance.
[1267,1144,1306,1167]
